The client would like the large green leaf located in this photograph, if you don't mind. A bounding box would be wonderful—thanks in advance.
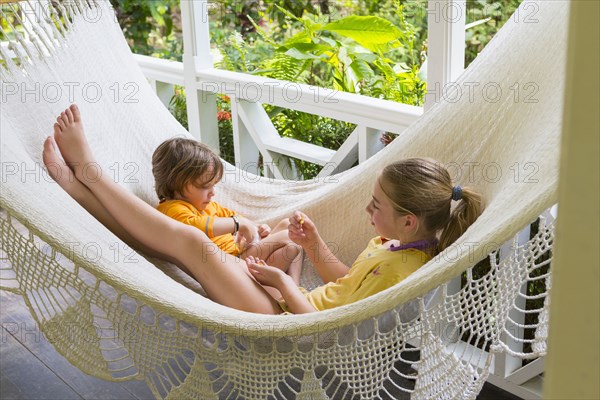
[283,31,313,47]
[283,42,330,53]
[284,48,322,60]
[350,59,374,81]
[322,16,403,52]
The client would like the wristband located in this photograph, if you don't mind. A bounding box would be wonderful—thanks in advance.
[231,215,239,235]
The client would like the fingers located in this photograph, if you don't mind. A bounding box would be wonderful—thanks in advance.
[288,211,310,237]
[288,225,306,239]
[288,211,306,231]
[258,224,271,238]
[246,256,266,266]
[245,256,267,272]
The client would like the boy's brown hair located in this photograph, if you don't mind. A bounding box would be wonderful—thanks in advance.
[152,138,223,201]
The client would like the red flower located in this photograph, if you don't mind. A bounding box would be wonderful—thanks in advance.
[217,110,231,121]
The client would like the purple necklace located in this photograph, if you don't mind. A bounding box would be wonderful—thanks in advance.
[388,238,438,252]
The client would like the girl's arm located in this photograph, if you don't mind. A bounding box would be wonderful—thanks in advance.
[278,276,317,314]
[246,257,317,314]
[304,236,351,283]
[288,212,350,283]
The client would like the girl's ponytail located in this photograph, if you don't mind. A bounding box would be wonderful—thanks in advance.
[379,158,484,256]
[437,187,484,253]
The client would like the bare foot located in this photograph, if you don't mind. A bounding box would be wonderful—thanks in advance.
[52,104,98,185]
[42,135,80,194]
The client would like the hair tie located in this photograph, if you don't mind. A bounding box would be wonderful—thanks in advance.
[452,186,463,201]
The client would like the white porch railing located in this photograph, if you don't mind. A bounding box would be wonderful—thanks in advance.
[138,0,472,179]
[136,54,423,179]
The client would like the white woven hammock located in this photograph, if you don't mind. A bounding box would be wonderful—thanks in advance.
[0,0,564,398]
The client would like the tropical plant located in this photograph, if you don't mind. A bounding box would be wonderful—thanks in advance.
[224,6,426,105]
[464,0,523,65]
[109,0,183,60]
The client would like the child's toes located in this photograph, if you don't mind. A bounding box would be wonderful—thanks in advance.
[70,104,81,122]
[42,137,52,160]
[65,107,74,123]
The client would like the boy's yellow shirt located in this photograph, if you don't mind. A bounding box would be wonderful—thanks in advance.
[157,199,240,256]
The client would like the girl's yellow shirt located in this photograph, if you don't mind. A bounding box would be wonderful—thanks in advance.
[305,236,432,311]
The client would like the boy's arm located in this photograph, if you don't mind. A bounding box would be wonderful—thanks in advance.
[212,203,259,242]
[159,202,217,236]
[211,216,259,243]
[159,202,257,241]
[211,217,238,236]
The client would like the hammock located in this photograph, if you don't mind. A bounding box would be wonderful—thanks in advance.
[0,0,563,398]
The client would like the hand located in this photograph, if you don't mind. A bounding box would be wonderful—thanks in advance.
[236,217,260,245]
[288,211,320,248]
[246,256,287,289]
[257,223,271,239]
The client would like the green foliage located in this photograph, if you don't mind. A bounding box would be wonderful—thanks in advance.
[109,0,522,179]
[464,0,523,65]
[221,7,426,105]
[109,0,183,60]
[210,0,262,37]
[0,6,19,41]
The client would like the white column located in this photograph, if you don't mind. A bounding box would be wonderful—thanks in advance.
[425,0,466,111]
[230,98,260,176]
[180,0,219,151]
[358,126,385,163]
[148,80,175,109]
[544,1,599,399]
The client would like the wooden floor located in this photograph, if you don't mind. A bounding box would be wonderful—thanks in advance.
[0,289,522,400]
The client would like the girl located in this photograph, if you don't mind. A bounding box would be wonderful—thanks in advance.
[44,104,483,314]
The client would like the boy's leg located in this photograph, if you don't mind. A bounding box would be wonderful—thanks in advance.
[240,230,290,268]
[241,218,303,283]
[269,218,290,234]
[51,105,281,314]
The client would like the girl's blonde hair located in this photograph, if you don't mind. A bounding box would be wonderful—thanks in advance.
[378,158,484,254]
[152,138,223,202]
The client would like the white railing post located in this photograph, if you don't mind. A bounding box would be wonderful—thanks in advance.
[358,126,385,163]
[230,98,260,176]
[148,80,175,109]
[180,0,219,151]
[425,0,466,111]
